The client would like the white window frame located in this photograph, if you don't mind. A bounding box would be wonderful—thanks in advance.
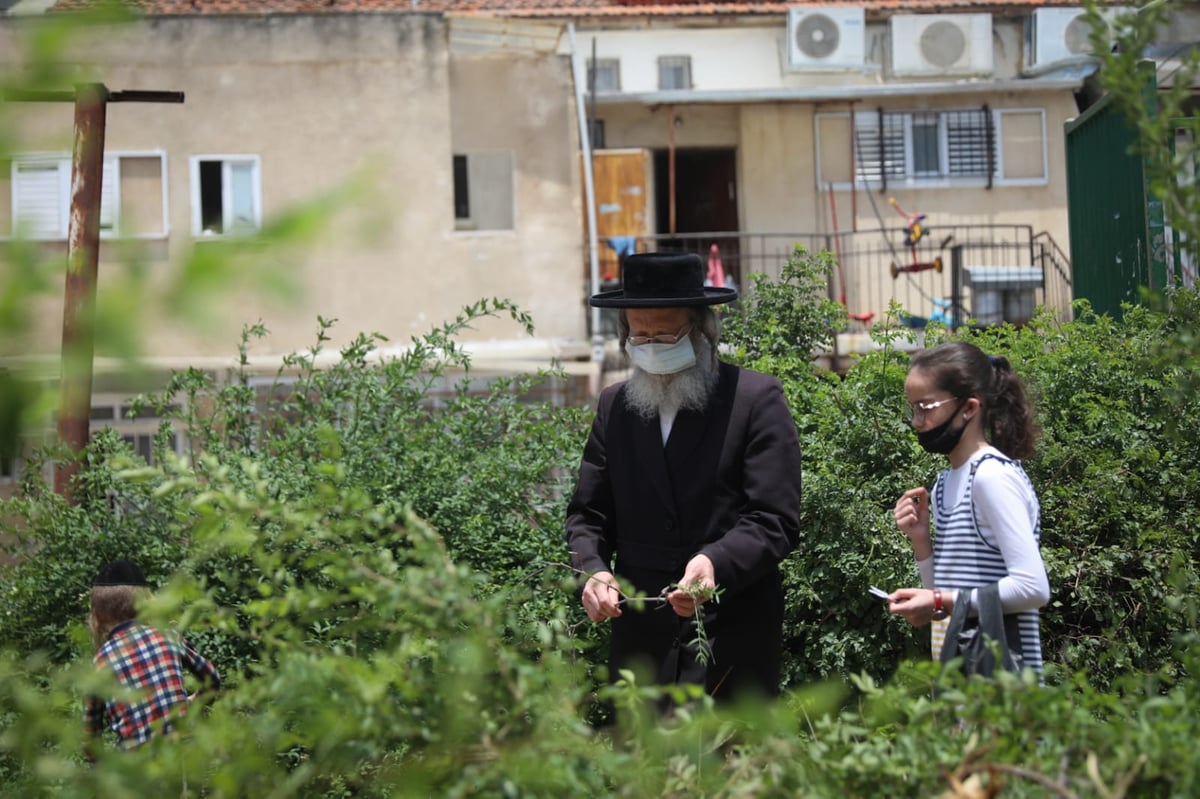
[6,150,169,241]
[815,108,1048,190]
[189,154,263,237]
[993,108,1050,187]
[587,58,621,93]
[909,112,944,178]
[657,55,692,91]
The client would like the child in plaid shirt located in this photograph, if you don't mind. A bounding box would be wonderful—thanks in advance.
[84,560,221,755]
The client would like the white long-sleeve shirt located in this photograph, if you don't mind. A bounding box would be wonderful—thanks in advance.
[917,447,1050,613]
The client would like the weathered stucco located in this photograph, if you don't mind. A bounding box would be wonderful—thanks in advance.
[1,13,586,365]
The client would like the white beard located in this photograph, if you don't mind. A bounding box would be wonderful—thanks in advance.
[624,335,719,422]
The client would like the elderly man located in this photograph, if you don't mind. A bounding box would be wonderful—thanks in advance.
[566,251,802,703]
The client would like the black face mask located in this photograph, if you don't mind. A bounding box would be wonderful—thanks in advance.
[916,401,968,455]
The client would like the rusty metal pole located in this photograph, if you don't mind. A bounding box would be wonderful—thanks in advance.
[54,83,108,502]
[5,86,182,502]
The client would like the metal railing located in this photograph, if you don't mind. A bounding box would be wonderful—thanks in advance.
[594,225,1072,332]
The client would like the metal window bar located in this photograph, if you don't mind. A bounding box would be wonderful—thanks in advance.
[855,111,905,188]
[985,104,995,189]
[945,108,994,179]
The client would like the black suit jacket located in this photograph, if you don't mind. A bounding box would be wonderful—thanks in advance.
[566,361,802,699]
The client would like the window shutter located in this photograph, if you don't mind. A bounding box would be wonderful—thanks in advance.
[14,160,65,238]
[100,157,119,232]
[854,114,905,187]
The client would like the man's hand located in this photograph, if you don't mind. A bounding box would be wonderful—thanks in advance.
[667,554,716,617]
[581,570,622,622]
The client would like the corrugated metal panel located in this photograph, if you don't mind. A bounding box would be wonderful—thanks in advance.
[1065,65,1176,317]
[1064,100,1148,316]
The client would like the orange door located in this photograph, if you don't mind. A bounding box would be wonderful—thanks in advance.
[586,149,653,282]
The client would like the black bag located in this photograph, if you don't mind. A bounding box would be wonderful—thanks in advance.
[939,583,1023,677]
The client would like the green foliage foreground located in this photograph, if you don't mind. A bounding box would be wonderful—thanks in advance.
[2,259,1200,796]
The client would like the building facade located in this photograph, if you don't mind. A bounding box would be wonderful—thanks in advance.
[1,0,1197,486]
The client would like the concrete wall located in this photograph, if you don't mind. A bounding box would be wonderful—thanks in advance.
[0,13,586,367]
[577,15,1033,92]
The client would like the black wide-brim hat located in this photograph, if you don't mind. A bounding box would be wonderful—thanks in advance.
[590,252,739,308]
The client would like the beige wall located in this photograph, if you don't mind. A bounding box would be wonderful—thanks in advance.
[589,86,1077,321]
[737,92,1076,234]
[593,91,1074,239]
[1,14,586,367]
[600,104,740,149]
[446,52,585,340]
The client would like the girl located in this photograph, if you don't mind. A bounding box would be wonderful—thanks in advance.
[889,341,1050,677]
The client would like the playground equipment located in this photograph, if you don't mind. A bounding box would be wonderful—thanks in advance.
[902,297,957,329]
[827,185,875,325]
[887,196,946,279]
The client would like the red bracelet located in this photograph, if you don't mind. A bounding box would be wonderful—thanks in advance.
[932,589,947,620]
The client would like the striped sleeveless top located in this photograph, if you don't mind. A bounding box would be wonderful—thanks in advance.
[929,451,1044,677]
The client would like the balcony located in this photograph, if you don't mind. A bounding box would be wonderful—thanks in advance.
[591,224,1072,339]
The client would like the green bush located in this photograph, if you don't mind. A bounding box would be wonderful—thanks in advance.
[2,255,1200,794]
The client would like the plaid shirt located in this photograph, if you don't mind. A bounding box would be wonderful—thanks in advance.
[84,621,221,749]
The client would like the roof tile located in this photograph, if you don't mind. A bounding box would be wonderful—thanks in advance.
[48,0,1109,17]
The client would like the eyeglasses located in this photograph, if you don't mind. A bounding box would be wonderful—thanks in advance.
[627,324,692,347]
[903,397,959,422]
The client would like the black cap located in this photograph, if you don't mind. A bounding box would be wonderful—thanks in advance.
[93,559,150,587]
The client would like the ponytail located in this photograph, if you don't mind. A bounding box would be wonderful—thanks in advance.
[986,354,1039,460]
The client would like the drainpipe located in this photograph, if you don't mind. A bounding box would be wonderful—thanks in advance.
[567,23,605,393]
[849,104,858,231]
[668,104,677,235]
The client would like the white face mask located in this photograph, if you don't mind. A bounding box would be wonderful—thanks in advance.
[627,336,697,375]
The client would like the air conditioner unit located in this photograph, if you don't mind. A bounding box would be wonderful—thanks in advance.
[890,14,993,77]
[787,6,866,71]
[1026,7,1130,69]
